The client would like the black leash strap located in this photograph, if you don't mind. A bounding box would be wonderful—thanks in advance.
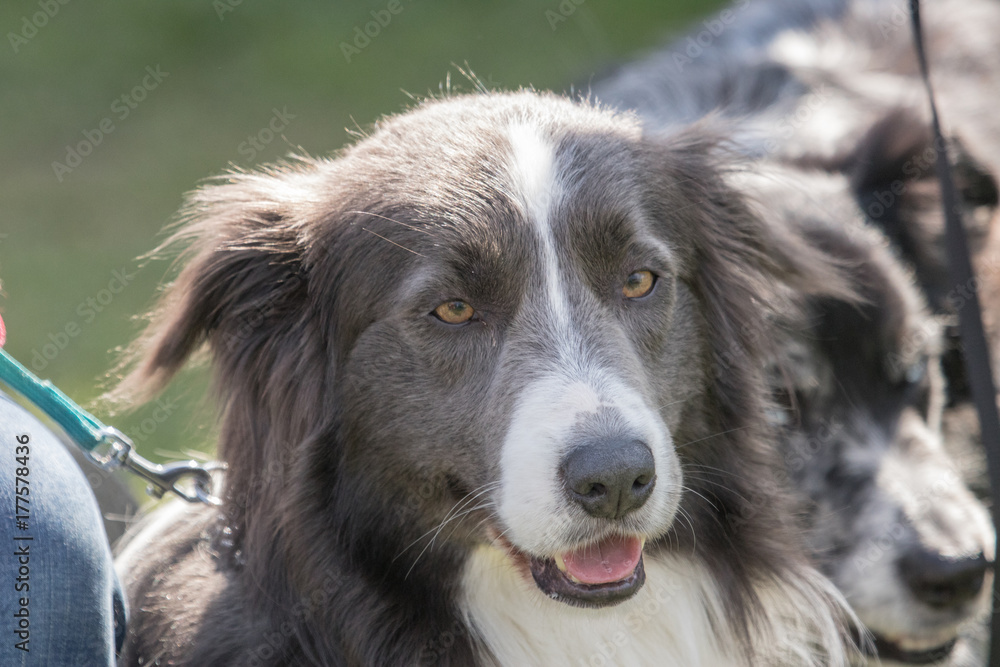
[908,1,1000,663]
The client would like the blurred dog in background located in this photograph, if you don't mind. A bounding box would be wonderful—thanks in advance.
[596,0,999,663]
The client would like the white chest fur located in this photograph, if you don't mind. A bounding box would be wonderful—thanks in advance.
[459,547,737,667]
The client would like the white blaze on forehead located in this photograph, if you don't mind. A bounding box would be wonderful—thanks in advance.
[499,123,679,557]
[505,122,570,326]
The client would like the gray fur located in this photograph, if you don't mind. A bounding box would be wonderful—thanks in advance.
[112,92,860,665]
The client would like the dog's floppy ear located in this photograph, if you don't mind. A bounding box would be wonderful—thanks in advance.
[111,167,318,405]
[830,108,998,310]
[846,107,998,219]
[110,164,343,559]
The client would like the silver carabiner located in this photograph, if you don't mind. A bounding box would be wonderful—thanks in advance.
[91,427,226,505]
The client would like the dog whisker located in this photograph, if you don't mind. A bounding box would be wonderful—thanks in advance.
[350,210,435,236]
[682,462,751,481]
[441,501,497,544]
[658,395,696,411]
[681,468,753,504]
[405,501,495,579]
[680,485,721,514]
[393,481,501,564]
[674,426,752,450]
[676,506,698,558]
[468,511,500,536]
[361,228,425,256]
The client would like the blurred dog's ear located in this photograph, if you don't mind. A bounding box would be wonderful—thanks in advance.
[845,108,998,219]
[107,165,346,545]
[834,108,998,310]
[110,168,316,405]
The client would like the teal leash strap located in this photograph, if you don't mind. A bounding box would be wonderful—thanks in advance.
[0,347,106,451]
[0,333,223,505]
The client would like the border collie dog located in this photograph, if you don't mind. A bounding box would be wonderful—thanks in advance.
[113,93,860,666]
[744,168,994,666]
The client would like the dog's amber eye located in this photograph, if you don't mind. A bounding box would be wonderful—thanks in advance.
[433,300,475,324]
[622,270,655,299]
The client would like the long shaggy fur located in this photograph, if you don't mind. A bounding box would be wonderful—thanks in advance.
[113,92,861,666]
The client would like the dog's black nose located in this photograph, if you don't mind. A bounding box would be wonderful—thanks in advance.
[899,548,990,610]
[562,439,655,519]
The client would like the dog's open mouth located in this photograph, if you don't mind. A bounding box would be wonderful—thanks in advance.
[527,535,646,608]
[870,634,958,664]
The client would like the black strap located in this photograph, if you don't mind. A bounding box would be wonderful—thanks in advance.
[908,2,1000,664]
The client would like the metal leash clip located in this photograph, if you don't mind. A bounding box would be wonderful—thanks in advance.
[91,427,226,505]
[0,315,226,506]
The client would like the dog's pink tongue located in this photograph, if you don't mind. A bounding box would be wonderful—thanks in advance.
[562,535,642,585]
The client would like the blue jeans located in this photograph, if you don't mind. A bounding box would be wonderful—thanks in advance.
[0,392,125,665]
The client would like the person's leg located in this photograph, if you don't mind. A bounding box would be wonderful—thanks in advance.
[0,391,125,666]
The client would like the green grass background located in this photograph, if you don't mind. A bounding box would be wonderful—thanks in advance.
[0,0,724,477]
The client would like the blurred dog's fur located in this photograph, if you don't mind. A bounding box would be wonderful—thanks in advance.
[113,92,861,666]
[595,0,998,663]
[751,167,993,666]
